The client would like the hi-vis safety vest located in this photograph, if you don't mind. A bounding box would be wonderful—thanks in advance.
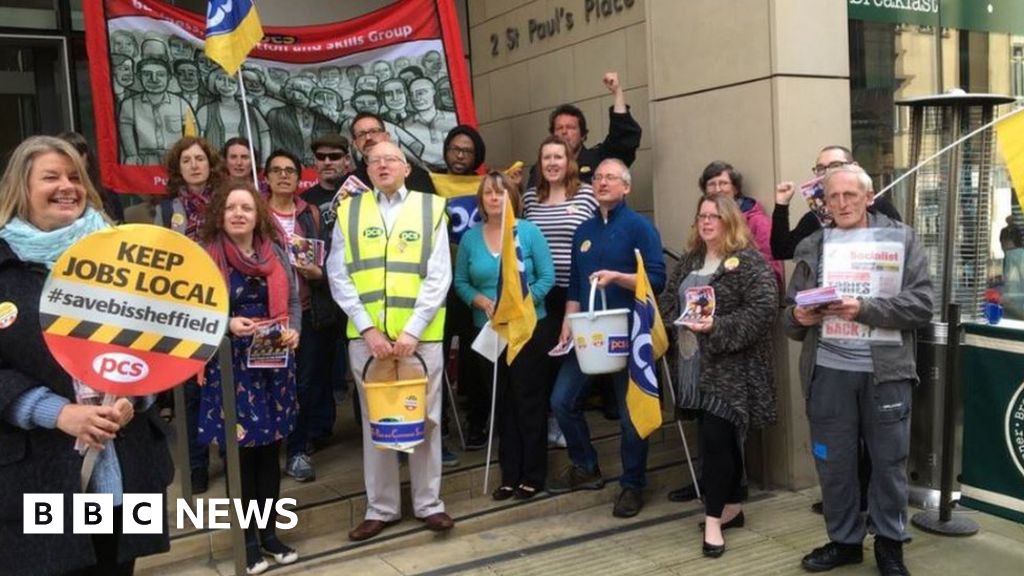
[337,190,447,341]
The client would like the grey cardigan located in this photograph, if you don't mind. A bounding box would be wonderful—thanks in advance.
[782,213,933,397]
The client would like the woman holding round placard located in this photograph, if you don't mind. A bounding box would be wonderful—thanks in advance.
[658,194,778,559]
[199,179,300,574]
[0,136,172,575]
[454,171,555,501]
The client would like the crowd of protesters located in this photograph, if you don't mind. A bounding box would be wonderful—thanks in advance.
[0,69,930,576]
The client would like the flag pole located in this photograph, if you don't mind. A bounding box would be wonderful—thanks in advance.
[235,70,261,192]
[482,195,509,495]
[875,104,1024,199]
[661,357,701,500]
[482,337,499,495]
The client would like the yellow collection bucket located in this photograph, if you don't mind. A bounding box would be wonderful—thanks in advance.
[362,353,428,453]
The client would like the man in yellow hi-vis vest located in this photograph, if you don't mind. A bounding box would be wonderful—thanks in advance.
[327,140,453,541]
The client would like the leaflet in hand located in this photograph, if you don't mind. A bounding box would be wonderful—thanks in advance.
[548,341,573,357]
[290,235,325,267]
[247,318,290,369]
[795,286,841,309]
[338,175,371,200]
[673,286,715,325]
[801,177,832,226]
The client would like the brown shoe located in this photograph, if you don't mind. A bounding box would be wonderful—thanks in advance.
[348,519,399,541]
[419,512,454,532]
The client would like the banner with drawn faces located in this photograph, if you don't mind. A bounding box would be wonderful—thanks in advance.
[86,0,477,194]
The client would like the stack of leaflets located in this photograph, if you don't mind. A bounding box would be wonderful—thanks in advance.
[290,235,325,267]
[800,177,832,226]
[674,286,716,326]
[795,286,842,309]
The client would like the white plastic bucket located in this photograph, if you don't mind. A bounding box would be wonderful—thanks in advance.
[566,280,630,375]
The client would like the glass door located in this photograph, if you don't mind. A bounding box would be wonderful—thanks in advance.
[0,34,73,166]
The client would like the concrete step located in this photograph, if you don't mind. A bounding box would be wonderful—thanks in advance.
[138,416,698,574]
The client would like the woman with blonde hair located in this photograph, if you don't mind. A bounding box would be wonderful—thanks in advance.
[454,171,555,499]
[658,193,778,559]
[0,136,172,575]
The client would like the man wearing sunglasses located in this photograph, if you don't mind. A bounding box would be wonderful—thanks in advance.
[297,134,352,458]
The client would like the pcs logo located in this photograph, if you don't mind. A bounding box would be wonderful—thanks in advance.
[363,226,385,239]
[399,230,421,243]
[92,353,149,383]
[607,335,630,357]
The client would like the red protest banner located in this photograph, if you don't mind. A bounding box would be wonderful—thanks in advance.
[84,0,477,194]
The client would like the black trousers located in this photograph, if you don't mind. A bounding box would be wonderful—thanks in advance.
[237,441,283,545]
[700,413,745,518]
[475,315,554,487]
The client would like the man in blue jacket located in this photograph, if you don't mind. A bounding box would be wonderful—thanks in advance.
[546,158,665,519]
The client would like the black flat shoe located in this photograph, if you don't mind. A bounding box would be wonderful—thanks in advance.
[698,511,745,531]
[514,483,541,500]
[492,485,515,501]
[702,541,725,558]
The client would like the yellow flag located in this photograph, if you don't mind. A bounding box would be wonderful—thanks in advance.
[626,250,667,439]
[205,0,264,77]
[490,196,537,363]
[996,109,1024,209]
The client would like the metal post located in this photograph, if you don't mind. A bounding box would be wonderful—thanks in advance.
[940,106,963,322]
[911,303,978,535]
[217,337,248,575]
[172,382,192,499]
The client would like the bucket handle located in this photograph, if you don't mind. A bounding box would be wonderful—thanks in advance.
[586,277,609,318]
[361,351,428,383]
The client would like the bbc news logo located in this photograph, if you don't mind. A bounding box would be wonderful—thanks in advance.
[23,494,298,534]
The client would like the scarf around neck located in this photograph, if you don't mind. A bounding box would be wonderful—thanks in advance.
[206,232,289,321]
[0,207,109,268]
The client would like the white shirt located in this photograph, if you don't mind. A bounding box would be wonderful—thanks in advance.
[327,185,451,339]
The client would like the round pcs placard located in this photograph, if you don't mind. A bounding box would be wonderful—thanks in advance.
[39,224,228,395]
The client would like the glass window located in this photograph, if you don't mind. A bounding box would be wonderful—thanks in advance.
[849,19,1024,320]
[0,0,58,30]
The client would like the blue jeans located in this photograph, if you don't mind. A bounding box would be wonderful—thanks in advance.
[550,353,648,489]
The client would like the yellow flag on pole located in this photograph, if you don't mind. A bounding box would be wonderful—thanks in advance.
[204,0,264,77]
[626,249,668,439]
[995,108,1024,209]
[490,196,537,363]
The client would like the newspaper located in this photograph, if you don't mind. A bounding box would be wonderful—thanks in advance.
[821,228,905,344]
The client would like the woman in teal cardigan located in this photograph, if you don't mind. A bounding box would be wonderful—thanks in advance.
[455,171,555,500]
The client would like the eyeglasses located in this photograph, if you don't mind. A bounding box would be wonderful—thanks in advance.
[704,181,732,192]
[366,155,405,166]
[812,160,853,176]
[696,213,723,222]
[446,145,474,157]
[592,174,623,183]
[353,127,386,140]
[268,167,298,176]
[315,152,347,162]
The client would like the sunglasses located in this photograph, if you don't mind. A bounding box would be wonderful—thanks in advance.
[315,152,347,161]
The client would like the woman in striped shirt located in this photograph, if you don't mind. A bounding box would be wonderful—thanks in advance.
[522,135,598,446]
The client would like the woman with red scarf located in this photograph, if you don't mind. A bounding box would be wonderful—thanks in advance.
[198,179,301,575]
[154,136,226,490]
